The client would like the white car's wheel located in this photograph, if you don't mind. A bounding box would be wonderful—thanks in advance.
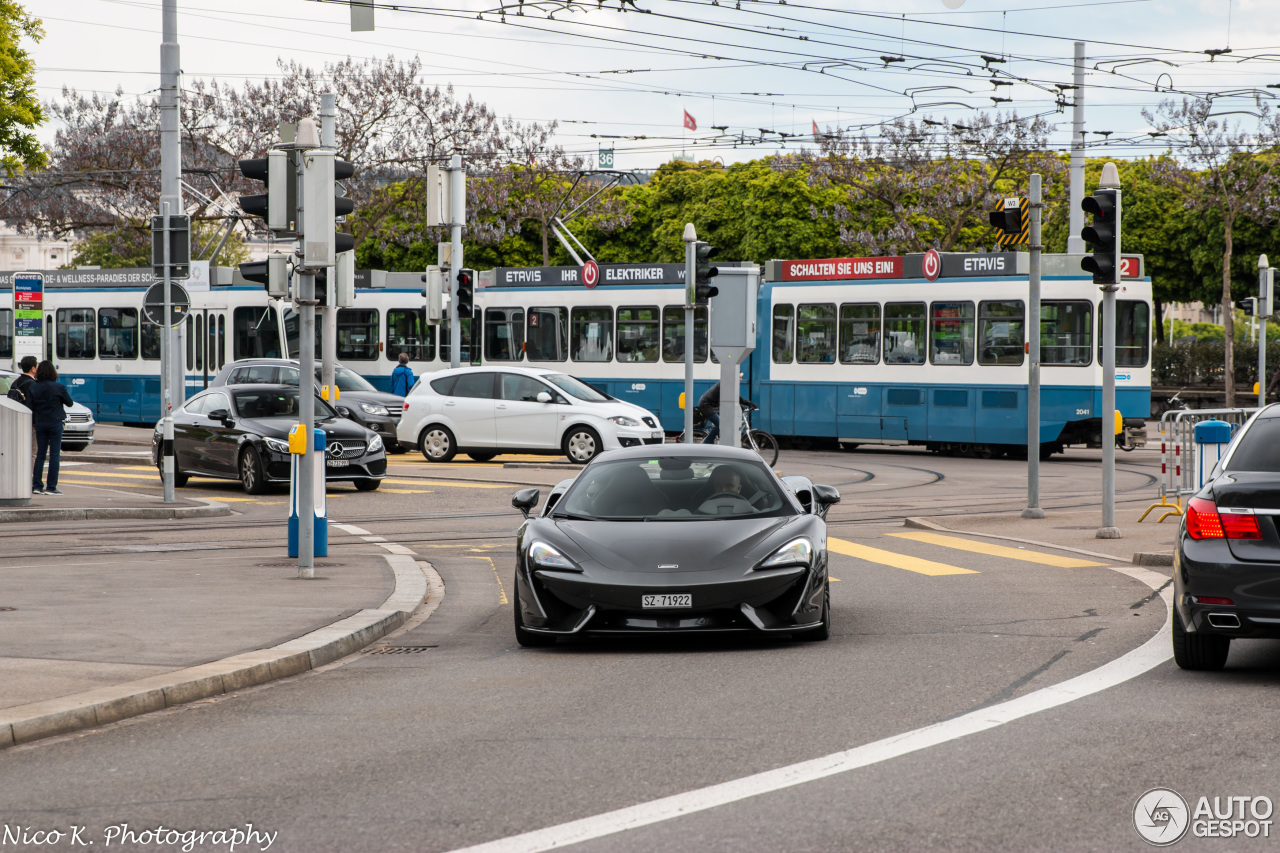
[563,426,601,464]
[419,425,457,462]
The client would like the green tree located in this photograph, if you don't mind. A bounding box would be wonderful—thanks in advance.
[0,0,44,172]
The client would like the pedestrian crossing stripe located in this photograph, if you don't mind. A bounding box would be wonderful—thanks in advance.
[888,531,1105,568]
[827,537,978,576]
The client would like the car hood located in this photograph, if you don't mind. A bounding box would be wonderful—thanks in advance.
[242,416,374,442]
[337,390,403,407]
[550,515,807,573]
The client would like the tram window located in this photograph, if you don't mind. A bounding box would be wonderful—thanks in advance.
[570,307,613,362]
[439,315,478,364]
[839,304,880,365]
[337,309,379,361]
[387,309,434,362]
[930,302,975,365]
[527,307,569,361]
[1041,301,1092,366]
[234,307,282,360]
[978,300,1024,366]
[282,308,321,360]
[617,306,660,363]
[796,303,837,364]
[772,305,795,363]
[142,321,161,360]
[485,307,525,362]
[883,303,925,365]
[0,309,12,359]
[56,308,96,359]
[217,315,226,369]
[663,305,708,363]
[186,315,195,370]
[195,314,204,370]
[1100,300,1150,368]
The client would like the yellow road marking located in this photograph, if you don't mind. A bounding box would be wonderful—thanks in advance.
[830,578,842,582]
[64,470,159,480]
[382,479,510,489]
[378,488,433,494]
[466,555,509,604]
[827,537,978,576]
[191,496,259,502]
[888,531,1104,568]
[55,479,150,487]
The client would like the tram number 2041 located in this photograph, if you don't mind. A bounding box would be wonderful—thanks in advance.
[1076,408,1091,416]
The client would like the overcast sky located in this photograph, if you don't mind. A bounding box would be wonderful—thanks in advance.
[29,0,1280,170]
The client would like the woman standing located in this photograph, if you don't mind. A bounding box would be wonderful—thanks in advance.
[28,360,74,496]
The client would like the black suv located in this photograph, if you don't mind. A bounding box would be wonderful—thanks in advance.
[210,358,405,451]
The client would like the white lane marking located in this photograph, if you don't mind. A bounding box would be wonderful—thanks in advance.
[362,535,388,543]
[331,523,372,536]
[446,567,1173,853]
[379,543,416,556]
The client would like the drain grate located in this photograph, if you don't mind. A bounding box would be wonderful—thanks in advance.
[0,606,15,612]
[363,645,438,655]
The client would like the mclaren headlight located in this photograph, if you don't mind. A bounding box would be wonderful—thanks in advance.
[366,433,384,454]
[758,538,812,569]
[528,541,581,572]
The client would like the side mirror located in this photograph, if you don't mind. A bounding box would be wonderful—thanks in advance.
[337,406,351,418]
[812,483,841,519]
[207,408,231,424]
[512,487,541,518]
[536,391,553,404]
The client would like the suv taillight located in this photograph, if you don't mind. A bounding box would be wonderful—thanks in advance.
[403,402,410,411]
[1186,497,1262,540]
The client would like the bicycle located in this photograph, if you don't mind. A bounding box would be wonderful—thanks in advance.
[676,404,779,467]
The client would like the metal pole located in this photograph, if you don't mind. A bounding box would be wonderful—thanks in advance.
[1022,175,1045,519]
[1261,255,1271,407]
[160,0,181,214]
[320,94,337,398]
[298,270,316,578]
[1067,41,1087,254]
[161,203,175,504]
[1098,172,1121,539]
[682,224,697,443]
[449,152,464,369]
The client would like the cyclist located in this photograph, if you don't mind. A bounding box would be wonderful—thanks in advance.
[697,374,753,445]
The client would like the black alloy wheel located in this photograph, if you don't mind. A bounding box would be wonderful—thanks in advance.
[797,585,831,642]
[239,446,269,495]
[468,452,497,463]
[1172,608,1230,671]
[420,425,458,463]
[353,479,381,492]
[513,577,557,647]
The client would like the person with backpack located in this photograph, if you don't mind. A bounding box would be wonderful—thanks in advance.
[7,355,37,407]
[390,352,415,396]
[27,360,74,496]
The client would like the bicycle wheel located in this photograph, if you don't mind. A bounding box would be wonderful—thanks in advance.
[674,430,709,444]
[744,429,779,466]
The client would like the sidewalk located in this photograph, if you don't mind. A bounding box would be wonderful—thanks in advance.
[0,535,436,749]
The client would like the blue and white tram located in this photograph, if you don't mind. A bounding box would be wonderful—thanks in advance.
[756,253,1152,455]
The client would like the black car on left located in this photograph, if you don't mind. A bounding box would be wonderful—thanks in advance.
[151,384,386,494]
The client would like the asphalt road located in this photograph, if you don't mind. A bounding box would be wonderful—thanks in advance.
[3,444,1276,852]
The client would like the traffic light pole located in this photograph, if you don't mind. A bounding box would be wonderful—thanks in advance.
[682,224,697,444]
[320,93,338,400]
[1261,255,1271,407]
[1067,41,1086,254]
[161,203,175,505]
[1022,175,1045,519]
[1097,172,1122,540]
[298,271,317,579]
[449,153,465,369]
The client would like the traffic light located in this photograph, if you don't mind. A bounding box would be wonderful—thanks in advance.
[1080,188,1119,285]
[299,149,356,270]
[988,197,1028,248]
[455,268,475,315]
[310,251,355,307]
[694,242,719,305]
[1237,297,1258,317]
[238,253,289,298]
[238,149,297,235]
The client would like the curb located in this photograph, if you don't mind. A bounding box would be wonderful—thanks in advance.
[0,552,435,750]
[903,516,1164,565]
[1132,551,1175,567]
[0,499,231,524]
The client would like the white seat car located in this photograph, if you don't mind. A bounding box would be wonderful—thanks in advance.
[397,366,664,464]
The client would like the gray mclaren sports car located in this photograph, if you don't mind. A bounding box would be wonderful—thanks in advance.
[510,444,841,646]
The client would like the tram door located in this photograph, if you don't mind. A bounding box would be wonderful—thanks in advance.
[186,308,229,391]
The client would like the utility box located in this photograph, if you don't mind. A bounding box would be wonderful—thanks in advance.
[0,397,33,506]
[709,265,761,446]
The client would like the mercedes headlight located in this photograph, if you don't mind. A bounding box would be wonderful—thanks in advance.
[367,433,384,454]
[758,538,812,569]
[263,436,290,454]
[360,402,390,416]
[528,541,580,571]
[608,415,641,427]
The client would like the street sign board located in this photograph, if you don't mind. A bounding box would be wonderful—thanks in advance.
[151,214,191,280]
[143,280,191,327]
[599,149,614,168]
[12,272,43,365]
[582,259,600,289]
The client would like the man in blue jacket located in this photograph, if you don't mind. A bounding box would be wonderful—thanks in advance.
[390,352,415,396]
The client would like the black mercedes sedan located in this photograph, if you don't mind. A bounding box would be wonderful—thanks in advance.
[1174,406,1280,670]
[509,445,840,646]
[150,384,387,494]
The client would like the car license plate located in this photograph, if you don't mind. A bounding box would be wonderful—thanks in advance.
[642,594,691,608]
[326,459,349,468]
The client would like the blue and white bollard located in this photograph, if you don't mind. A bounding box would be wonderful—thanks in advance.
[1194,419,1235,488]
[289,426,328,558]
